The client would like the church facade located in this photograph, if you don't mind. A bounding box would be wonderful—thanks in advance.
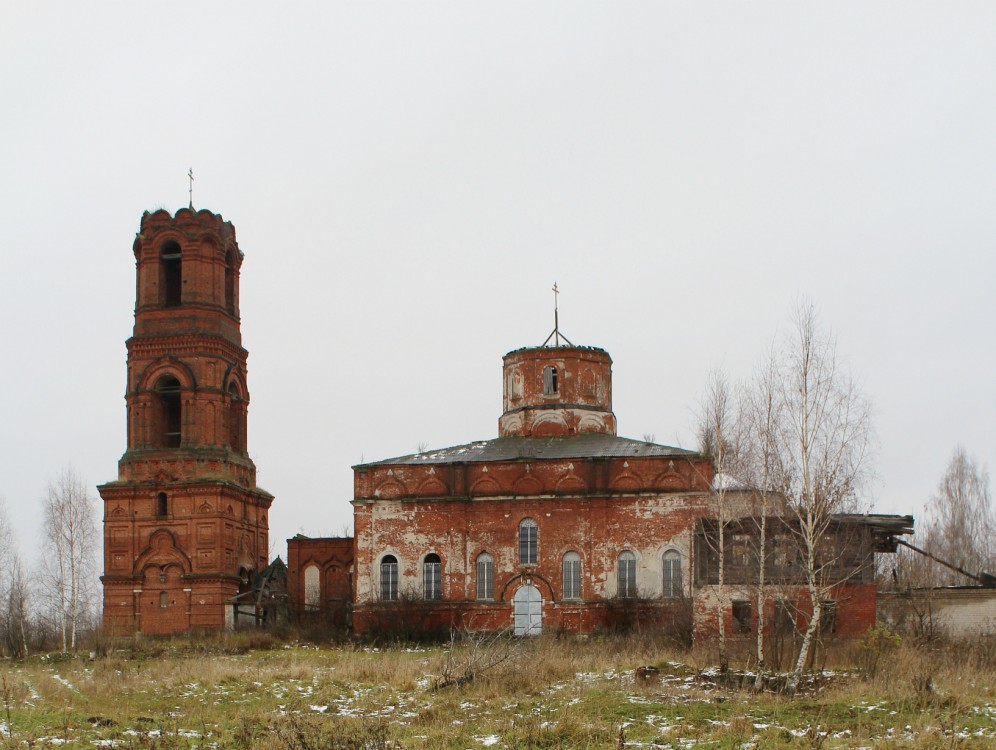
[101,207,911,640]
[351,344,714,636]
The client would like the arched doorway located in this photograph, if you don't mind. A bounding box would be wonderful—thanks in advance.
[513,585,542,636]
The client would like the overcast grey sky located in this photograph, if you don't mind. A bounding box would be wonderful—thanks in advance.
[1,3,994,562]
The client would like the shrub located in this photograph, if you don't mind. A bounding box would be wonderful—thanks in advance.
[855,625,901,679]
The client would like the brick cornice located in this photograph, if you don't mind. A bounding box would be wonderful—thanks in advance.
[127,333,248,362]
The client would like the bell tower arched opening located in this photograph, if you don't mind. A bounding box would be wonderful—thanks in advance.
[228,382,246,452]
[224,246,237,315]
[160,241,182,308]
[155,376,182,448]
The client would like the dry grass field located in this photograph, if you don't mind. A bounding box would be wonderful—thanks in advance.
[1,630,994,749]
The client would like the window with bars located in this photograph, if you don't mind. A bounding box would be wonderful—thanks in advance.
[618,551,637,598]
[662,550,682,598]
[519,518,538,565]
[423,554,441,600]
[380,555,398,601]
[476,553,494,600]
[562,552,581,600]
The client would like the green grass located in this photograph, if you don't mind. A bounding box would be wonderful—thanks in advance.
[1,633,994,749]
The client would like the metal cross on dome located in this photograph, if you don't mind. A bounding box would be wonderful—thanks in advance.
[542,282,574,347]
[188,168,194,209]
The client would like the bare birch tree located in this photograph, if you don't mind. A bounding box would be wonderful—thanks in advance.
[0,498,30,656]
[40,469,98,651]
[736,351,784,689]
[775,304,872,695]
[3,556,31,658]
[923,446,993,584]
[697,370,735,673]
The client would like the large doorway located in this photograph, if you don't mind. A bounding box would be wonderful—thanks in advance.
[513,585,542,636]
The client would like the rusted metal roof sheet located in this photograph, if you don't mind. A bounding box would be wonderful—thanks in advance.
[356,433,700,467]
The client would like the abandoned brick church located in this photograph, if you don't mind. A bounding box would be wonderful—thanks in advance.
[100,208,912,640]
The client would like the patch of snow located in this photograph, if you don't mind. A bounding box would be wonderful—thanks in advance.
[52,674,78,692]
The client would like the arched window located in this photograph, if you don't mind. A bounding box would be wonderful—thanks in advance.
[423,553,441,600]
[662,550,682,598]
[228,383,245,452]
[380,555,398,601]
[159,591,168,608]
[519,518,538,565]
[542,366,558,395]
[224,247,237,315]
[618,551,637,598]
[155,376,182,448]
[304,564,320,609]
[155,492,168,518]
[160,241,182,308]
[562,552,581,600]
[476,553,494,601]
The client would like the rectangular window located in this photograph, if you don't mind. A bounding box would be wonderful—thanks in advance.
[819,600,837,636]
[563,554,581,600]
[476,556,493,600]
[730,534,752,567]
[774,599,795,636]
[732,600,752,633]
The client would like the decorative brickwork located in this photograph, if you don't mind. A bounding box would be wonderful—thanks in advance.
[99,209,273,636]
[286,536,354,618]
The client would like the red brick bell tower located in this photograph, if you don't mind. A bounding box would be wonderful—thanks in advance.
[99,208,273,635]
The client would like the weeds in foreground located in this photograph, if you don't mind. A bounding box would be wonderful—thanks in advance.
[0,633,992,749]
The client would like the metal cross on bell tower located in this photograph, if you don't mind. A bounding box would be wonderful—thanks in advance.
[188,168,194,209]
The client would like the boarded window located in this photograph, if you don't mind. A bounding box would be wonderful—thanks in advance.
[562,552,581,600]
[476,553,494,601]
[542,366,558,395]
[380,555,398,601]
[662,550,682,598]
[304,564,320,609]
[423,553,441,600]
[519,518,538,565]
[618,551,637,598]
[732,600,752,633]
[159,591,168,609]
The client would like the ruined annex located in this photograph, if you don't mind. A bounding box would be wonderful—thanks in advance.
[100,207,915,640]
